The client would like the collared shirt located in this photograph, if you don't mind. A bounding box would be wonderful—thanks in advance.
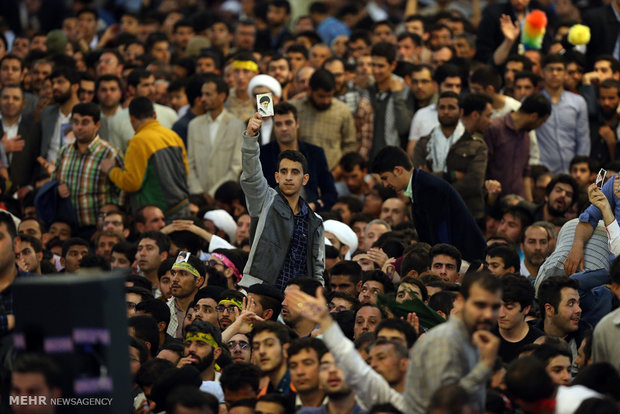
[1,115,20,164]
[277,199,310,291]
[403,174,413,202]
[336,86,374,159]
[206,111,224,147]
[484,113,530,197]
[408,103,438,142]
[404,317,492,414]
[536,90,590,174]
[55,136,124,226]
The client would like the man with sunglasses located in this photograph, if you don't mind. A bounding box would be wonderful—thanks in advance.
[227,333,252,363]
[216,289,245,330]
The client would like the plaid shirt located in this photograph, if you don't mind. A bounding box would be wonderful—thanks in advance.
[337,86,374,161]
[55,136,124,227]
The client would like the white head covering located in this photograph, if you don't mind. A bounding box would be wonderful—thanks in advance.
[203,209,237,242]
[323,220,358,260]
[248,74,282,98]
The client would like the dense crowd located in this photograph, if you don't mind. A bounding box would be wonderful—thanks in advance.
[1,0,620,413]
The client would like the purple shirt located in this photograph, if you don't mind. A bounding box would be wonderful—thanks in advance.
[483,113,530,197]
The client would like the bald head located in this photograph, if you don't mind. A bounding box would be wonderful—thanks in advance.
[379,198,408,227]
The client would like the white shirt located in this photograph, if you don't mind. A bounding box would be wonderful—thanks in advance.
[408,104,438,141]
[605,219,620,257]
[207,111,224,147]
[49,110,71,163]
[1,116,20,164]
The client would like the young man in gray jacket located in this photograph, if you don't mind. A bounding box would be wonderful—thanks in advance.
[240,112,325,290]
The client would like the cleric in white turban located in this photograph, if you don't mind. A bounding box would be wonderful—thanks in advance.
[323,219,358,260]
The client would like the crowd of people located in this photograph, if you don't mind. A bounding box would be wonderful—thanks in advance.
[1,0,620,413]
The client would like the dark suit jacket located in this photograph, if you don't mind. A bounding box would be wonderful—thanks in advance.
[0,113,42,188]
[409,169,486,262]
[40,104,60,161]
[583,5,620,69]
[259,140,338,211]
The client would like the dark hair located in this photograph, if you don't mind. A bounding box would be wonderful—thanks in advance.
[501,274,535,310]
[274,101,298,120]
[158,257,176,279]
[286,276,323,296]
[438,90,460,105]
[545,174,578,200]
[428,290,457,316]
[186,320,222,347]
[519,93,551,117]
[126,274,153,292]
[220,362,261,392]
[308,68,336,91]
[470,65,502,92]
[270,0,291,14]
[16,234,43,253]
[569,155,597,174]
[329,261,362,284]
[287,337,328,362]
[372,20,395,33]
[72,102,101,123]
[371,146,413,174]
[460,93,492,117]
[355,303,387,319]
[504,356,555,402]
[129,96,155,119]
[427,384,471,414]
[0,54,23,72]
[135,358,175,391]
[506,54,533,71]
[537,275,580,314]
[286,43,309,59]
[599,78,620,95]
[574,398,619,414]
[166,385,219,414]
[430,243,462,270]
[375,318,417,348]
[127,68,152,88]
[485,244,520,272]
[398,32,422,47]
[13,353,62,389]
[136,298,171,328]
[79,254,111,271]
[203,73,229,99]
[370,41,397,64]
[368,403,403,414]
[0,212,16,240]
[594,54,620,73]
[277,150,308,174]
[126,286,155,303]
[541,53,566,68]
[339,152,366,172]
[257,393,293,413]
[361,270,395,293]
[502,205,534,242]
[251,321,291,346]
[460,271,502,300]
[610,255,620,285]
[96,74,123,92]
[397,276,428,302]
[433,63,461,85]
[129,315,160,358]
[532,343,572,366]
[61,237,89,258]
[400,249,429,277]
[50,66,80,84]
[138,231,171,255]
[146,31,169,53]
[572,363,620,401]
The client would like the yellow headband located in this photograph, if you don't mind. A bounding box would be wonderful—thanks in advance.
[218,299,243,309]
[232,60,258,72]
[172,262,200,278]
[186,332,220,349]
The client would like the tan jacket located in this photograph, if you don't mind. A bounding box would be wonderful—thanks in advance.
[187,109,245,195]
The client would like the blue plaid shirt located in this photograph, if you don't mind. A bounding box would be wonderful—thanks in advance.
[277,199,310,290]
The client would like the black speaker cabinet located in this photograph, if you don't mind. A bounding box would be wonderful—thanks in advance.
[12,271,131,413]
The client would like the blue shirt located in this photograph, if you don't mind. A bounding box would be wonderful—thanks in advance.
[172,110,196,147]
[536,90,590,174]
[580,175,620,228]
[316,16,350,45]
[277,198,310,290]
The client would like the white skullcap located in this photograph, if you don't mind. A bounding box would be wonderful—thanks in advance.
[248,74,282,98]
[203,209,237,242]
[323,220,358,260]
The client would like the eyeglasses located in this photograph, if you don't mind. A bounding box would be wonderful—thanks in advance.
[227,340,249,350]
[215,305,239,313]
[127,301,137,310]
[207,259,226,268]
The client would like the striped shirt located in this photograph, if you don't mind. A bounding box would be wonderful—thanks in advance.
[55,136,124,227]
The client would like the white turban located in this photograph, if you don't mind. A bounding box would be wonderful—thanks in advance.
[248,74,282,98]
[203,209,237,242]
[323,220,358,260]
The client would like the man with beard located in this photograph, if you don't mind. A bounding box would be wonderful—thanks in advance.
[268,54,293,100]
[166,253,207,339]
[40,67,80,163]
[532,175,578,222]
[297,352,364,414]
[413,92,491,221]
[405,272,501,414]
[216,289,244,330]
[520,223,552,280]
[252,321,294,396]
[179,320,225,404]
[191,286,224,328]
[53,103,123,239]
[590,79,620,164]
[282,277,323,337]
[290,69,356,171]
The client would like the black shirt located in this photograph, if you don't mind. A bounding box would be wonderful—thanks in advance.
[493,324,545,363]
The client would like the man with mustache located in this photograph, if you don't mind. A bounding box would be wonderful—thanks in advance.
[521,223,552,280]
[179,320,225,404]
[533,175,579,222]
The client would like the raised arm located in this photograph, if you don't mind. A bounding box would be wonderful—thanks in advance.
[240,113,269,217]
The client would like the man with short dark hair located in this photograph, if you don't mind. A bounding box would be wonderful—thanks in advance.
[96,75,123,142]
[259,102,337,211]
[101,97,190,219]
[172,76,206,146]
[290,69,356,170]
[536,55,590,174]
[61,237,90,273]
[367,42,413,161]
[589,79,620,164]
[55,102,123,239]
[485,244,520,276]
[288,337,328,409]
[429,244,461,283]
[251,321,293,396]
[187,74,244,197]
[520,223,551,280]
[137,231,171,293]
[166,253,206,339]
[240,112,325,289]
[328,261,361,296]
[532,175,578,222]
[493,274,543,363]
[373,146,485,262]
[569,156,597,189]
[10,354,62,414]
[14,234,43,274]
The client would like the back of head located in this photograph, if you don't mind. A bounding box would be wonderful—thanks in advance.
[371,146,413,174]
[219,362,261,392]
[459,271,501,300]
[166,385,219,414]
[308,68,335,91]
[505,356,555,403]
[129,96,155,120]
[520,93,551,117]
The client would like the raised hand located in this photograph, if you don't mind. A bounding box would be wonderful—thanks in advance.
[245,112,263,137]
[499,14,520,42]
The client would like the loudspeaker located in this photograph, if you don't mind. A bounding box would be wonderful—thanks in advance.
[12,271,131,413]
